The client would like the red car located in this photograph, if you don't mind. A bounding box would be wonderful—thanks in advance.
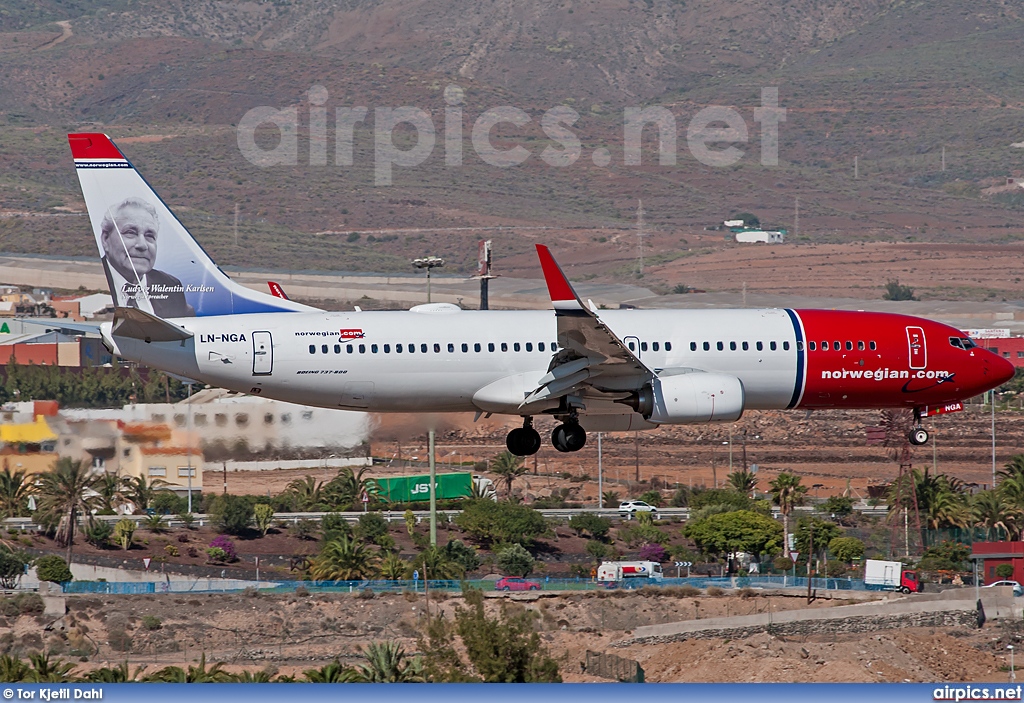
[495,577,541,592]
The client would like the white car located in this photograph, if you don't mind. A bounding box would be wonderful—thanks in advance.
[618,500,658,518]
[984,580,1023,596]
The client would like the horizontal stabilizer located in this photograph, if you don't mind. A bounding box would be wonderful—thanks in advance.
[111,306,193,342]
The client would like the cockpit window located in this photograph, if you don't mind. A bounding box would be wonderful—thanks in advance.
[949,336,977,350]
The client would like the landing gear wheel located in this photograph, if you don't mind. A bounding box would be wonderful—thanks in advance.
[909,427,929,446]
[506,425,542,456]
[551,423,587,452]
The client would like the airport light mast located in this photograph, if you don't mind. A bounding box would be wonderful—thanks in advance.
[412,256,445,303]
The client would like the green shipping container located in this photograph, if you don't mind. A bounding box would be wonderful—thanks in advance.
[375,472,474,503]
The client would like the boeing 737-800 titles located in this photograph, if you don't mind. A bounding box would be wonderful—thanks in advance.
[67,133,1014,456]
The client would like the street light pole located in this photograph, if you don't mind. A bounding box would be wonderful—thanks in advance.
[598,432,603,509]
[412,256,445,304]
[186,382,193,514]
[1010,645,1016,682]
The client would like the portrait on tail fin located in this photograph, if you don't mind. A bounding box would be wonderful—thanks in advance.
[99,197,194,317]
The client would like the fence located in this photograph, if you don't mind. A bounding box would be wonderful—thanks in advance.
[59,574,873,595]
[585,650,644,683]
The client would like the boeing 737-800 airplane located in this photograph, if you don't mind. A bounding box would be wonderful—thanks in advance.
[67,133,1014,456]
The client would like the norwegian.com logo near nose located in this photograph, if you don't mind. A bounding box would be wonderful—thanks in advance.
[236,84,786,185]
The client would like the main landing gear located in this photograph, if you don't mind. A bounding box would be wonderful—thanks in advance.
[551,422,587,453]
[908,408,929,446]
[506,417,542,456]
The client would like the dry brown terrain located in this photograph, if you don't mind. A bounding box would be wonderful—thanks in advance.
[3,589,1014,682]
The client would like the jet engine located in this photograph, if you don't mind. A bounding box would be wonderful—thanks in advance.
[622,372,745,424]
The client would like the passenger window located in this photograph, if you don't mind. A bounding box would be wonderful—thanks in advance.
[665,342,672,351]
[809,341,816,351]
[845,341,853,351]
[321,344,328,354]
[716,342,724,351]
[308,345,315,354]
[870,341,877,350]
[383,344,391,353]
[756,342,763,351]
[334,344,341,354]
[783,341,790,351]
[488,343,495,352]
[703,342,710,351]
[833,341,841,351]
[408,343,415,353]
[514,342,521,352]
[434,343,441,353]
[474,343,481,352]
[628,341,636,351]
[526,343,533,352]
[346,344,353,354]
[796,341,803,351]
[396,344,403,353]
[652,342,660,352]
[448,343,455,353]
[539,342,546,352]
[770,341,777,351]
[641,342,648,352]
[501,342,508,352]
[552,342,558,350]
[729,342,736,351]
[858,341,865,351]
[371,344,378,353]
[421,344,428,353]
[742,341,749,351]
[821,341,828,350]
[690,342,697,351]
[358,344,366,353]
[462,343,469,352]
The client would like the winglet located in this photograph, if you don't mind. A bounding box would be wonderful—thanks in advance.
[536,245,584,312]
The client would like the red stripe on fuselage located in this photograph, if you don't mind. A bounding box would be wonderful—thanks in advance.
[797,309,1012,409]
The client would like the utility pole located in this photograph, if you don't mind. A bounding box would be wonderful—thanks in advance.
[636,200,646,276]
[476,240,495,310]
[854,156,859,180]
[794,197,799,239]
[634,431,640,482]
[233,203,239,247]
[807,523,814,604]
[186,382,193,513]
[598,432,603,509]
[429,429,437,546]
[992,389,997,488]
[413,256,445,304]
[942,146,946,172]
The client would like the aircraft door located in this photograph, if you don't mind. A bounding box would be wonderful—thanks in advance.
[624,336,642,358]
[906,326,926,370]
[252,331,273,375]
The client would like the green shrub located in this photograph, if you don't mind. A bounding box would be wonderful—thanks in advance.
[0,548,28,589]
[455,500,547,547]
[254,503,275,536]
[209,494,255,534]
[568,513,611,539]
[637,490,664,507]
[355,512,389,544]
[585,540,610,561]
[141,615,162,631]
[996,564,1014,579]
[35,555,73,584]
[496,544,535,577]
[113,519,136,550]
[84,519,112,548]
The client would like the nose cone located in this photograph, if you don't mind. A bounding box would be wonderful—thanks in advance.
[994,353,1016,387]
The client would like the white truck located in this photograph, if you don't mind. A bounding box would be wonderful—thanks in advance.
[597,561,664,586]
[863,558,922,593]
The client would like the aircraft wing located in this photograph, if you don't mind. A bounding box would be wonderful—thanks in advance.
[522,245,653,406]
[18,318,103,335]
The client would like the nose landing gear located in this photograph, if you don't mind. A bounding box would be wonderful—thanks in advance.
[909,408,929,446]
[506,417,542,456]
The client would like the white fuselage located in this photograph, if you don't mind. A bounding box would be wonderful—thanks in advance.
[109,307,801,417]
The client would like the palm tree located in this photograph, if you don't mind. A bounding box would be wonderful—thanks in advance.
[491,451,528,497]
[144,653,234,683]
[303,660,358,682]
[232,668,276,682]
[378,551,409,581]
[411,546,465,580]
[0,654,32,683]
[0,466,33,519]
[35,458,101,563]
[602,490,620,507]
[308,533,379,581]
[768,472,808,558]
[26,652,76,683]
[972,490,1015,541]
[125,475,170,513]
[285,475,325,511]
[726,469,757,494]
[324,467,379,509]
[95,472,129,514]
[85,661,146,682]
[354,641,424,682]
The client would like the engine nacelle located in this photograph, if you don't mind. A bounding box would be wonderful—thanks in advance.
[628,372,745,424]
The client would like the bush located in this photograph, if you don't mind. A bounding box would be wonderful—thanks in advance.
[997,564,1015,579]
[36,555,73,584]
[678,585,701,597]
[355,512,389,544]
[141,615,162,631]
[567,513,611,539]
[84,519,112,548]
[638,543,667,563]
[254,503,275,536]
[291,519,318,541]
[207,535,237,563]
[828,536,865,564]
[164,545,179,557]
[440,539,481,573]
[706,586,724,597]
[152,491,188,515]
[321,513,351,541]
[822,496,854,518]
[825,561,848,578]
[177,513,196,529]
[585,540,610,561]
[496,543,535,577]
[637,490,664,507]
[922,541,971,571]
[0,549,28,589]
[209,494,255,534]
[113,519,136,550]
[455,500,547,547]
[773,556,794,572]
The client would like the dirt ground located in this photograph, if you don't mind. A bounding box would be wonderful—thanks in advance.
[3,589,1015,682]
